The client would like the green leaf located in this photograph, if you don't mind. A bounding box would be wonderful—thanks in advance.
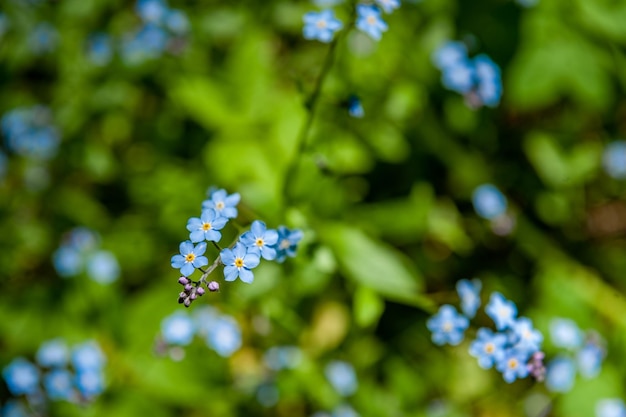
[354,286,385,327]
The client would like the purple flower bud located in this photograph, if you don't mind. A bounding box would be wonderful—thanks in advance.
[189,292,197,301]
[178,292,187,304]
[183,297,191,307]
[184,284,193,292]
[208,281,220,292]
[178,276,190,285]
[196,287,205,296]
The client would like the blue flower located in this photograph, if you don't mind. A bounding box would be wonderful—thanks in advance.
[511,317,543,357]
[355,4,388,41]
[496,350,530,383]
[75,369,104,397]
[263,346,303,371]
[240,220,279,261]
[596,399,626,417]
[545,356,576,392]
[67,227,99,252]
[426,305,469,346]
[2,358,40,396]
[186,209,228,243]
[71,341,105,372]
[485,292,517,330]
[469,328,507,369]
[272,226,304,263]
[36,339,69,368]
[202,189,241,219]
[348,96,365,118]
[29,23,58,54]
[43,368,74,400]
[165,9,190,35]
[171,240,209,277]
[87,33,113,66]
[432,41,468,70]
[473,54,502,107]
[472,184,507,220]
[303,9,343,43]
[375,0,400,13]
[549,318,582,350]
[220,242,260,283]
[332,404,360,417]
[602,141,626,179]
[52,246,83,277]
[324,361,358,397]
[1,400,29,417]
[205,316,242,357]
[1,106,60,161]
[86,250,120,284]
[136,0,168,23]
[456,278,481,318]
[577,342,604,378]
[441,59,475,94]
[161,312,195,346]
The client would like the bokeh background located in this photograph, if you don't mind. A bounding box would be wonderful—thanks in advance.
[1,0,626,416]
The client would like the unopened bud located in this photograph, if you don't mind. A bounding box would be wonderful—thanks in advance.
[208,281,220,292]
[189,292,197,301]
[184,284,193,292]
[196,287,205,296]
[183,297,191,307]
[178,277,190,285]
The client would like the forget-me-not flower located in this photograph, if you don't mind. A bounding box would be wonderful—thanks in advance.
[240,220,279,260]
[220,242,261,283]
[472,184,507,220]
[550,318,582,350]
[264,346,303,371]
[87,34,113,66]
[75,369,105,397]
[187,208,228,243]
[473,54,502,107]
[43,369,74,400]
[202,188,241,219]
[485,292,517,330]
[272,226,304,263]
[545,356,576,392]
[496,350,530,383]
[432,41,468,70]
[426,305,469,346]
[2,358,40,396]
[596,399,626,417]
[303,9,343,43]
[603,141,626,179]
[161,312,195,346]
[375,0,400,13]
[171,240,209,277]
[36,339,69,368]
[511,317,543,357]
[469,327,507,369]
[456,278,481,318]
[325,361,358,397]
[71,341,105,372]
[206,316,242,357]
[86,250,121,284]
[348,96,365,118]
[577,342,604,378]
[355,4,388,41]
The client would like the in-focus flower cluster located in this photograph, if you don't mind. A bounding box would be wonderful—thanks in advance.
[432,41,502,108]
[544,318,605,392]
[52,227,120,284]
[1,339,106,414]
[428,280,545,383]
[303,0,400,44]
[170,187,303,307]
[155,306,242,359]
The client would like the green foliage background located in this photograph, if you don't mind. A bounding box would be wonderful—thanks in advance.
[1,0,626,416]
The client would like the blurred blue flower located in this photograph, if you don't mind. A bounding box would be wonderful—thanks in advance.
[485,292,517,330]
[1,106,60,161]
[264,346,303,370]
[472,184,507,220]
[136,0,168,23]
[121,24,168,64]
[602,141,626,179]
[496,350,530,383]
[161,312,195,346]
[516,0,539,7]
[202,189,241,219]
[71,341,105,372]
[545,356,576,392]
[29,22,58,54]
[43,368,74,400]
[75,369,104,398]
[355,4,388,41]
[332,404,360,417]
[2,358,40,396]
[426,305,469,346]
[375,0,400,13]
[1,400,29,417]
[511,317,543,357]
[165,9,190,35]
[256,383,279,407]
[187,209,228,243]
[206,316,242,357]
[53,246,83,277]
[473,54,502,107]
[456,278,481,318]
[272,226,304,263]
[596,399,626,417]
[36,339,69,368]
[325,361,358,396]
[469,327,506,369]
[549,318,582,350]
[0,14,9,39]
[432,41,467,70]
[441,59,475,94]
[171,240,209,277]
[87,33,113,66]
[67,227,99,252]
[577,342,604,378]
[303,9,343,43]
[240,220,279,261]
[86,250,120,284]
[348,95,364,118]
[221,242,261,283]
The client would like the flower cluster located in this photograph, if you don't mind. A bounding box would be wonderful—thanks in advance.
[602,140,626,180]
[155,306,242,359]
[1,339,106,414]
[544,318,605,392]
[303,0,400,44]
[432,41,502,108]
[52,227,120,284]
[428,280,545,383]
[170,187,303,306]
[1,106,60,161]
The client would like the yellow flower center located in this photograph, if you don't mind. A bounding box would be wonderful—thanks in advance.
[216,201,225,210]
[485,343,494,354]
[279,239,290,250]
[202,222,212,231]
[185,253,196,263]
[255,238,265,247]
[234,258,244,268]
[442,321,452,332]
[316,19,327,29]
[508,358,518,369]
[367,15,376,25]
